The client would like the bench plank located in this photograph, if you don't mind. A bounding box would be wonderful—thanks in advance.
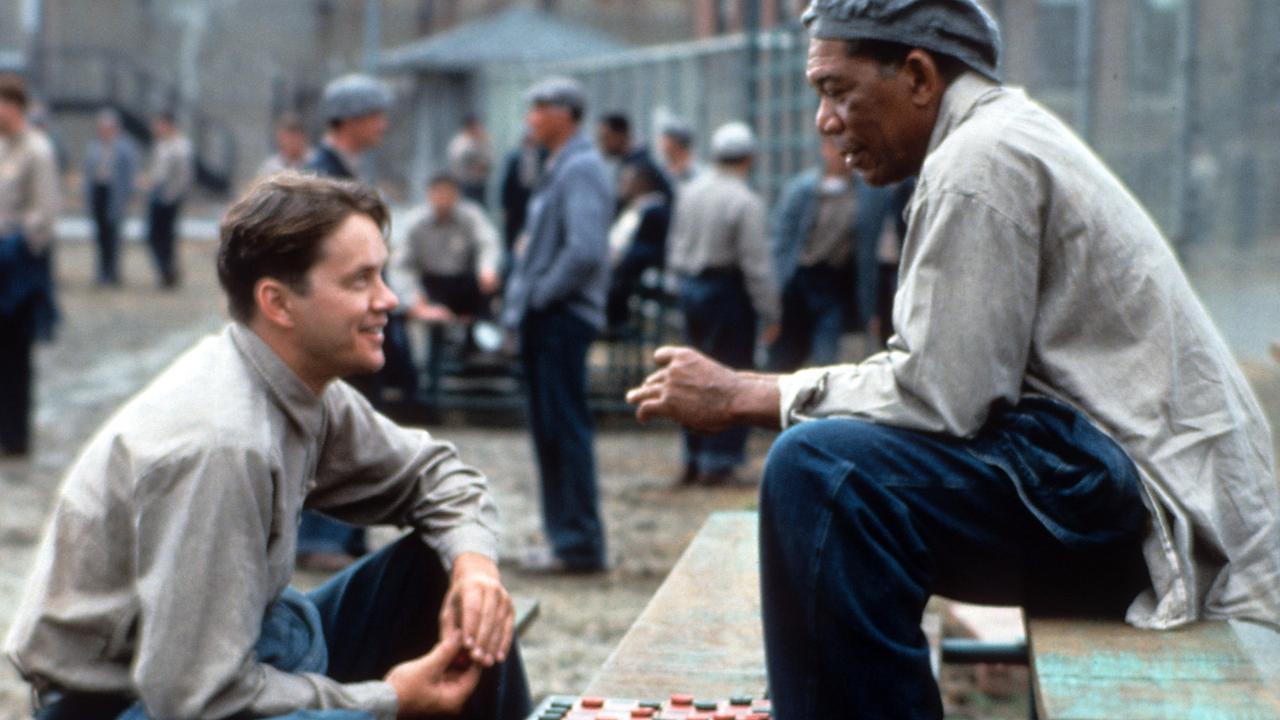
[1028,616,1280,719]
[513,595,540,639]
[584,511,766,699]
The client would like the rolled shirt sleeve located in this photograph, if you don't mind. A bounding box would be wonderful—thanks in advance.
[779,183,1038,437]
[464,202,503,278]
[130,445,399,720]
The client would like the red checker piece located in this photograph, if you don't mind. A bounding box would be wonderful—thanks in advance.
[580,697,606,709]
[670,694,695,706]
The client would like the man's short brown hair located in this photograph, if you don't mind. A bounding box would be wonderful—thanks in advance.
[0,74,28,109]
[217,172,389,322]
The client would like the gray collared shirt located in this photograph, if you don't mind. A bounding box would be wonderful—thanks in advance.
[778,73,1279,631]
[0,127,59,252]
[399,198,501,279]
[5,323,501,719]
[148,133,193,204]
[667,168,781,325]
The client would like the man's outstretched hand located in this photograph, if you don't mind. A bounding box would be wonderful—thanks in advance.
[385,632,482,718]
[624,346,782,433]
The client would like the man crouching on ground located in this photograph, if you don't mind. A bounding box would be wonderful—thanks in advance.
[5,173,531,720]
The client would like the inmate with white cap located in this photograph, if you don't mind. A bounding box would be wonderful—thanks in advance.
[663,119,780,485]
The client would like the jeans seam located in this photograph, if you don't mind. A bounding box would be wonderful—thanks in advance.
[800,457,858,717]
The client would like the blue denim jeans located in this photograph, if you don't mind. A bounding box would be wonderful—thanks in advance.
[679,272,758,473]
[38,535,530,720]
[145,197,181,287]
[759,396,1150,720]
[519,306,606,568]
[767,264,846,372]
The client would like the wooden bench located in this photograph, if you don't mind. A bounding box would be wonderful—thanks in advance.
[513,595,540,639]
[584,511,767,699]
[582,511,1280,718]
[1026,614,1280,719]
[583,511,942,700]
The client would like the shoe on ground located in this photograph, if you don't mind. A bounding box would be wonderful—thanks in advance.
[696,469,739,486]
[517,547,608,575]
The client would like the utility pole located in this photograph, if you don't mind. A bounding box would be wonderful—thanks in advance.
[1072,0,1095,143]
[22,0,46,89]
[1174,0,1199,247]
[363,0,382,73]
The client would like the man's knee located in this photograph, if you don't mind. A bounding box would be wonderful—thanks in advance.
[762,418,884,512]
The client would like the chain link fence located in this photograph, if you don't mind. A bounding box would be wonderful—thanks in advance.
[475,0,1278,252]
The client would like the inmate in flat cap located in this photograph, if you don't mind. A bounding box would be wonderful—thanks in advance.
[802,0,1002,81]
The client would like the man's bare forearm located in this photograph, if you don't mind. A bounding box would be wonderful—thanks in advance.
[731,372,783,430]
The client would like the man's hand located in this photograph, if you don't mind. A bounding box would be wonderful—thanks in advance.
[625,346,783,433]
[477,269,500,296]
[409,297,456,324]
[439,553,514,668]
[385,633,482,718]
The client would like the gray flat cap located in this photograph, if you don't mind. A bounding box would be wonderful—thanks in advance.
[320,73,392,123]
[660,118,695,147]
[802,0,1001,82]
[524,76,586,115]
[710,121,756,161]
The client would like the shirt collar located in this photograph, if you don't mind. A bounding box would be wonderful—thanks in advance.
[925,71,1002,158]
[544,130,590,177]
[228,322,326,437]
[321,140,360,178]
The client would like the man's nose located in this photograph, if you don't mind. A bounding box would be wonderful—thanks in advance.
[374,275,398,312]
[815,99,842,135]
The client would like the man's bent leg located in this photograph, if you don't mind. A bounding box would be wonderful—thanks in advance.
[309,534,531,719]
[759,413,1147,720]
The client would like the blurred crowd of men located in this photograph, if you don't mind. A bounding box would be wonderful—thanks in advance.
[0,64,910,573]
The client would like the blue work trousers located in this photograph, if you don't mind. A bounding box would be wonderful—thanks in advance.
[519,307,606,568]
[296,512,368,559]
[145,197,181,287]
[89,184,120,285]
[679,272,758,473]
[760,396,1150,720]
[37,535,531,719]
[767,264,846,372]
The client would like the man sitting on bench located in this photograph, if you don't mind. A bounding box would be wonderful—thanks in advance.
[5,174,530,720]
[626,1,1280,718]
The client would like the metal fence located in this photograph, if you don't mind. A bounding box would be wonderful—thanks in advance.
[481,24,822,207]
[477,0,1280,252]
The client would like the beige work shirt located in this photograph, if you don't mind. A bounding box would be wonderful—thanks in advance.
[148,133,193,204]
[667,168,781,325]
[779,73,1279,631]
[5,323,502,719]
[399,198,502,279]
[0,127,59,252]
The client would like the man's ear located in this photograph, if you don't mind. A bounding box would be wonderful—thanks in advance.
[902,49,946,109]
[254,278,296,330]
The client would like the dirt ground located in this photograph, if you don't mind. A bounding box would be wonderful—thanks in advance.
[2,236,1276,720]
